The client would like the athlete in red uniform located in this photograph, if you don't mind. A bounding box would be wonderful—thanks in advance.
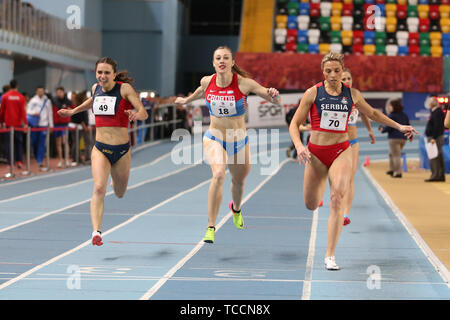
[289,53,417,270]
[175,46,281,244]
[58,57,148,246]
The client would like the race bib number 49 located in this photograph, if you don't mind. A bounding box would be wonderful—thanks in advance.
[210,99,237,117]
[320,111,348,131]
[93,96,117,115]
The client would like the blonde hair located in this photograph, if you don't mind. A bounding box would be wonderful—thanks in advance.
[214,46,251,78]
[321,52,345,70]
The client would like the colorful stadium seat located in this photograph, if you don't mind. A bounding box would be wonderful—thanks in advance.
[442,19,450,33]
[376,44,386,54]
[342,16,354,30]
[298,15,310,30]
[408,5,418,18]
[319,43,331,54]
[430,31,442,46]
[364,31,376,44]
[297,43,308,53]
[409,32,420,45]
[440,5,450,19]
[409,44,420,56]
[418,4,429,19]
[398,45,409,55]
[308,43,319,53]
[331,16,342,31]
[364,44,376,55]
[386,44,399,55]
[330,43,343,53]
[375,31,387,45]
[419,18,431,32]
[407,17,420,32]
[431,45,442,57]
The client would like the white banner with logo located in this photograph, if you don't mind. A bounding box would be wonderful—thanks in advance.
[246,93,303,128]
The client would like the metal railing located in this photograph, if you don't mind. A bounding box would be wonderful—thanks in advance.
[0,0,101,61]
[1,104,186,180]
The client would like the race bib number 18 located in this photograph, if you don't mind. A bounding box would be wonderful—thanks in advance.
[93,96,117,115]
[210,99,237,117]
[320,110,348,131]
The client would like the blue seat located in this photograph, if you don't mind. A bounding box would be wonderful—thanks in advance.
[365,0,375,4]
[418,0,428,4]
[443,33,450,47]
[443,46,450,57]
[298,30,308,44]
[308,43,319,53]
[398,46,409,55]
[299,3,310,16]
[287,15,298,29]
[364,31,376,44]
[377,4,385,17]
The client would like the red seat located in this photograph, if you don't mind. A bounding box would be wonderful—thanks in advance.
[397,5,407,19]
[409,32,419,45]
[310,3,320,18]
[285,42,297,52]
[375,0,385,4]
[409,44,420,56]
[343,4,353,16]
[287,29,298,37]
[353,43,364,55]
[353,30,364,44]
[364,17,375,30]
[419,18,430,32]
[429,5,440,20]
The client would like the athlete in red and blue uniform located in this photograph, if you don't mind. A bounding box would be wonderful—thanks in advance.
[175,46,281,244]
[289,53,417,271]
[58,57,148,247]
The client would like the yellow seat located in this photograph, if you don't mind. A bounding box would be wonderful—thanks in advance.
[441,18,450,33]
[431,46,442,57]
[397,0,407,5]
[276,15,288,29]
[331,2,343,16]
[418,4,429,19]
[385,4,397,18]
[343,0,353,4]
[341,30,353,46]
[363,44,376,56]
[319,43,331,54]
[440,5,450,19]
[386,17,397,33]
[430,32,442,46]
[331,16,342,31]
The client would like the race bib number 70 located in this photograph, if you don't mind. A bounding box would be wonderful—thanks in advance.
[93,96,117,115]
[320,110,348,131]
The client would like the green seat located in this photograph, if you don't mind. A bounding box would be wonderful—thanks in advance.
[354,0,364,5]
[386,0,397,4]
[287,2,299,16]
[376,44,386,55]
[320,17,331,31]
[331,30,341,44]
[278,0,289,4]
[419,32,430,46]
[375,32,386,45]
[297,43,308,53]
[420,45,431,56]
[407,5,418,18]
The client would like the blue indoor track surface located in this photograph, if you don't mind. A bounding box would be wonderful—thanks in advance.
[0,126,448,300]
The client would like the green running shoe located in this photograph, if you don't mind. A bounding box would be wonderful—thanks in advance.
[203,227,215,243]
[229,201,244,230]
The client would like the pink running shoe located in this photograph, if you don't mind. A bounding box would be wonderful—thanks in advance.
[92,231,103,246]
[343,215,351,226]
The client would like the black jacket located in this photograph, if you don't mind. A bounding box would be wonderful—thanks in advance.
[425,107,445,139]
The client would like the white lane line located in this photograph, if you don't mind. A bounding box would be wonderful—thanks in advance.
[0,145,171,204]
[362,165,450,288]
[0,171,212,291]
[139,158,291,300]
[0,162,200,234]
[0,141,163,188]
[301,208,319,300]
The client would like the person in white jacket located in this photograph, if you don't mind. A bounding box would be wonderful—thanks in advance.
[27,86,54,169]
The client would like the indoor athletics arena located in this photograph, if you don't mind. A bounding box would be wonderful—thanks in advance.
[0,0,449,312]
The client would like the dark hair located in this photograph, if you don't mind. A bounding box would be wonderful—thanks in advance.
[95,57,134,84]
[74,91,88,106]
[390,98,404,112]
[213,46,251,78]
[2,85,10,93]
[36,85,45,90]
[56,86,65,92]
[9,79,18,89]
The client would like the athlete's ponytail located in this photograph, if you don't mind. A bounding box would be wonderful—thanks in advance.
[95,57,134,83]
[214,46,251,78]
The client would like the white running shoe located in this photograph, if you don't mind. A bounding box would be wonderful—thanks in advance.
[324,256,340,270]
[92,230,103,246]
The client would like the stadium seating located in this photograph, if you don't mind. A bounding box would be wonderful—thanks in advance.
[273,0,450,56]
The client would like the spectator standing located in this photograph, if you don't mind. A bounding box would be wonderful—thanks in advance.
[27,85,53,169]
[379,98,411,178]
[52,86,72,167]
[0,84,11,163]
[424,97,446,182]
[0,80,27,168]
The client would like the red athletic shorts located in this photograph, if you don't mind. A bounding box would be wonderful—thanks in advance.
[307,141,351,168]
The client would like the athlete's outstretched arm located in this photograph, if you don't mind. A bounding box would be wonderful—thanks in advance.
[289,87,315,165]
[175,76,211,105]
[240,78,281,105]
[121,83,149,122]
[352,88,418,139]
[57,84,96,118]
